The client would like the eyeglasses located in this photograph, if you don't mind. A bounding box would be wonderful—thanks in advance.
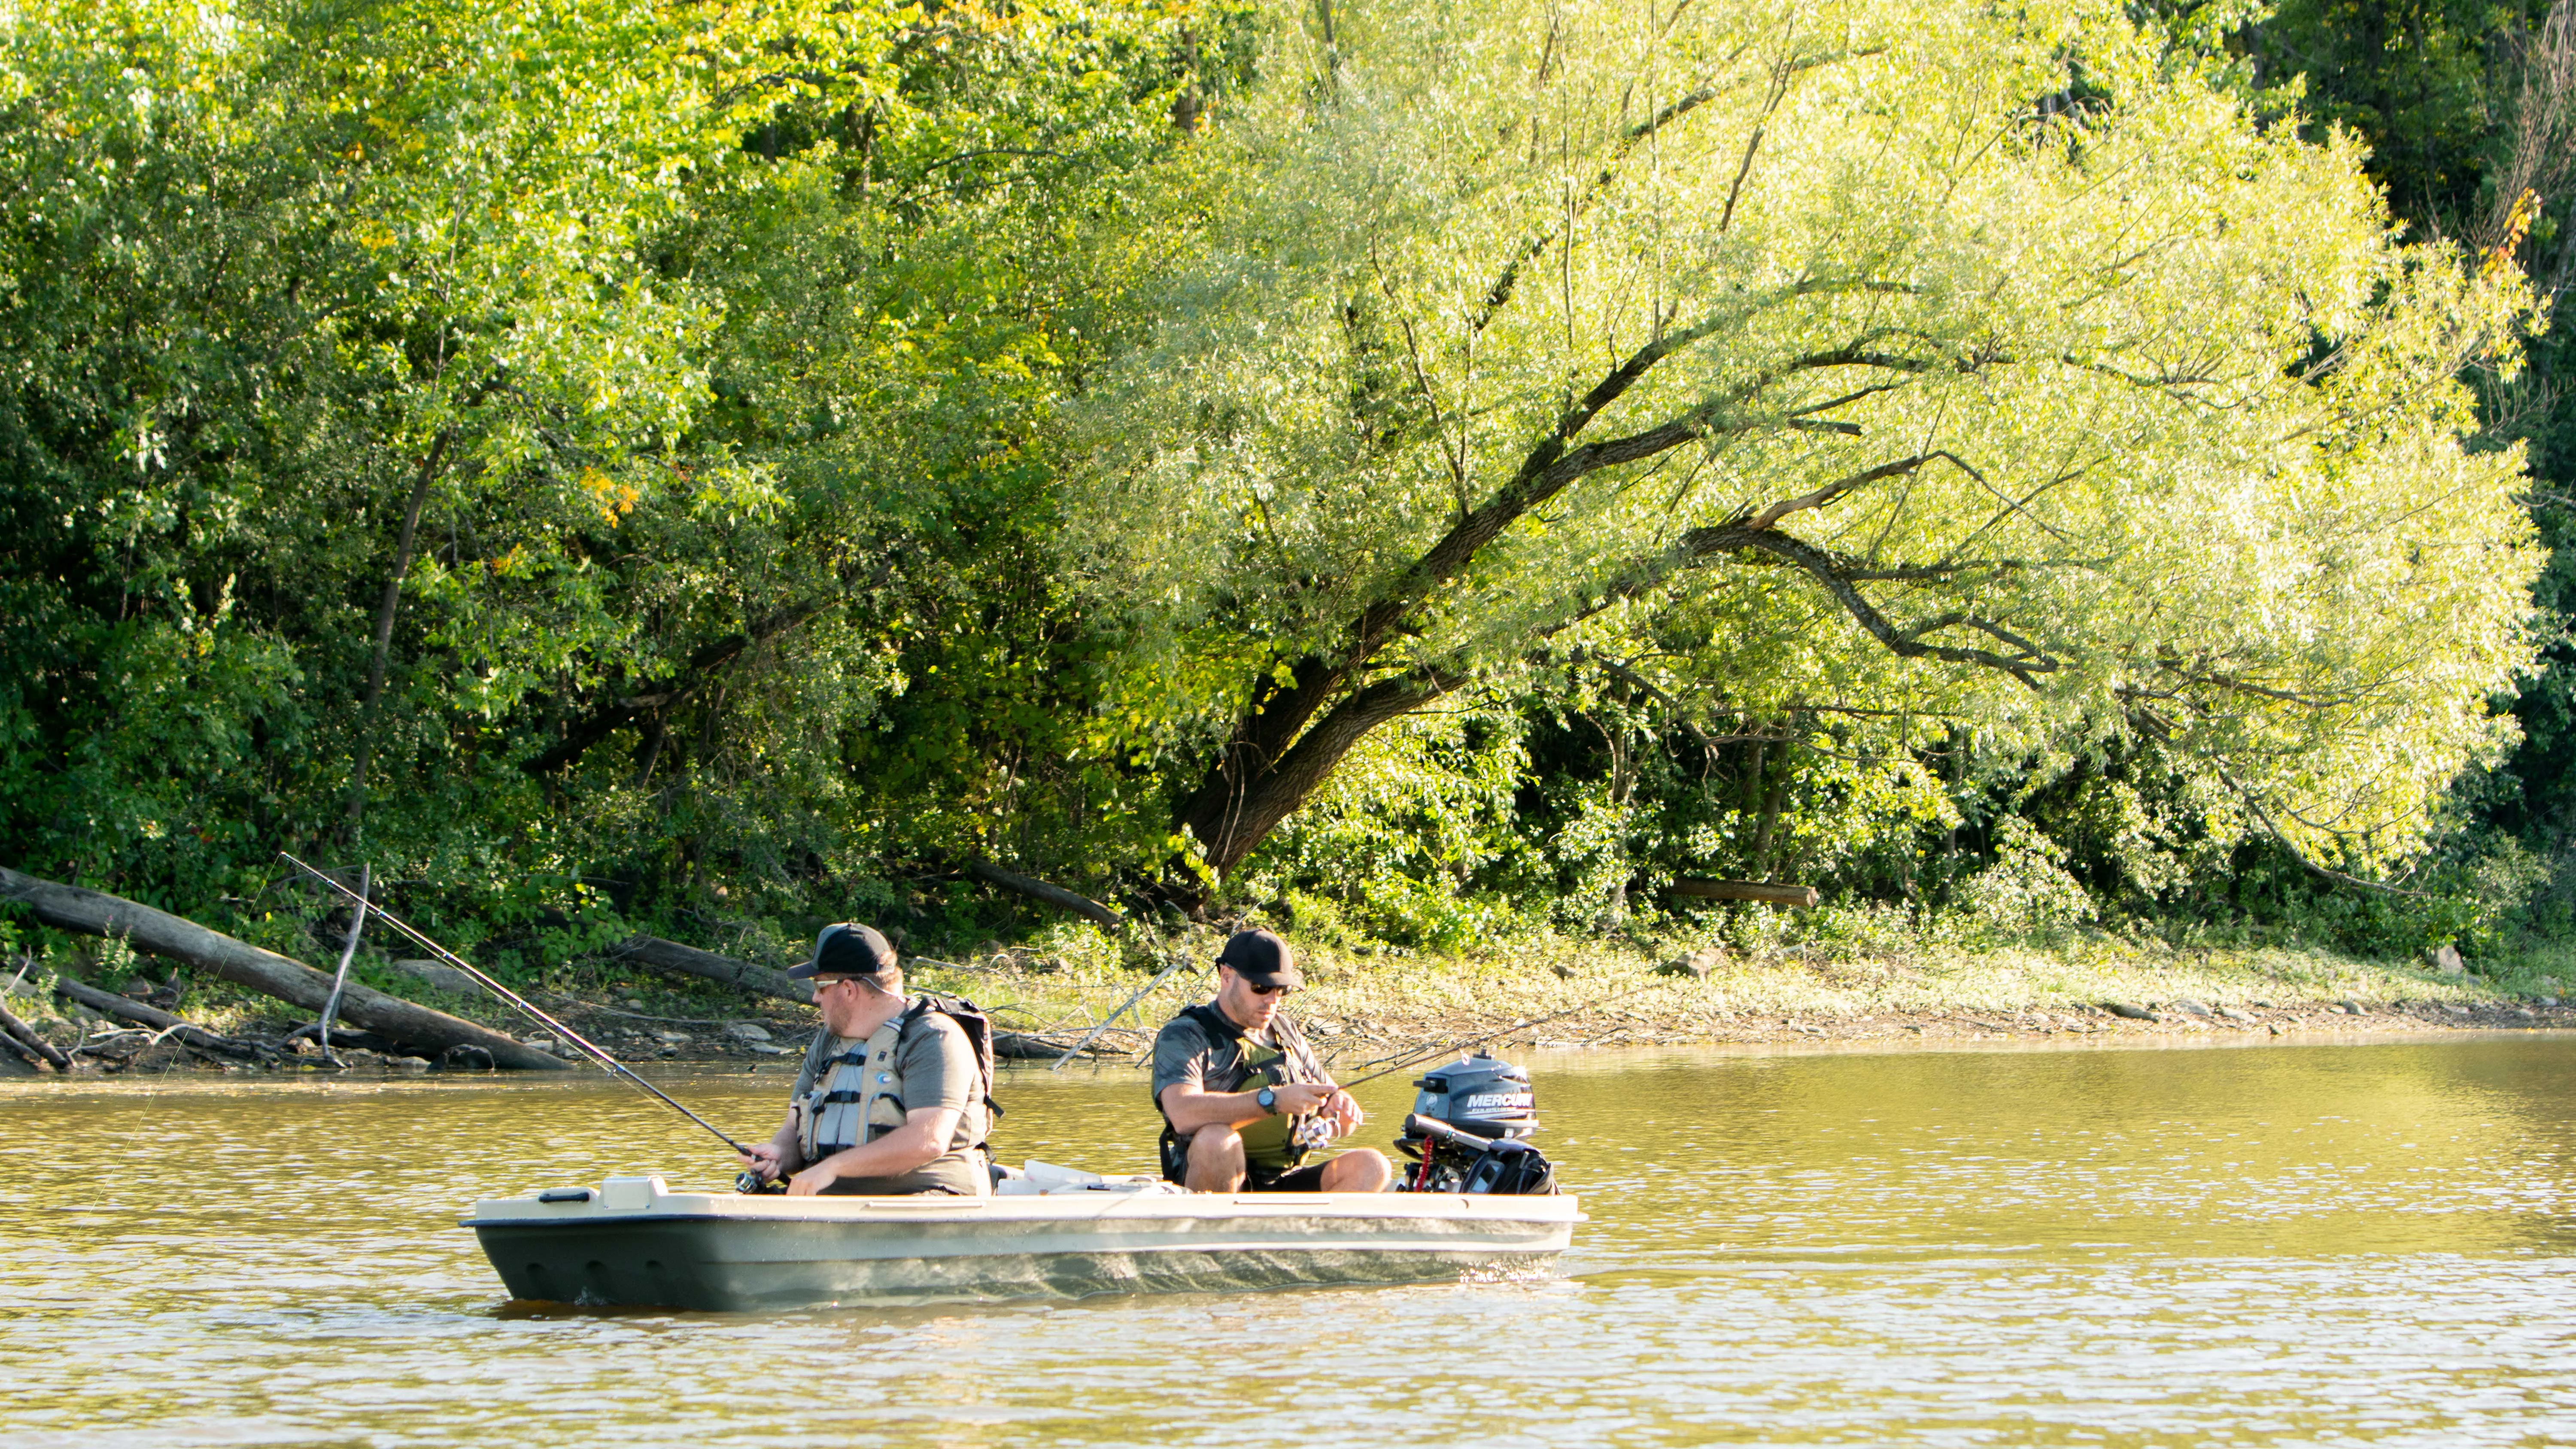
[1246,982,1294,997]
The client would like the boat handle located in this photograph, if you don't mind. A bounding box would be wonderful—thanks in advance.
[537,1188,595,1203]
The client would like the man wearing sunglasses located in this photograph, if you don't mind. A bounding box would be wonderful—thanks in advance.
[1150,928,1392,1193]
[738,923,996,1197]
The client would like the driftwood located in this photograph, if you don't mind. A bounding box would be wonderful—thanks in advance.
[283,1022,406,1055]
[1669,878,1820,909]
[0,867,567,1070]
[610,934,813,1006]
[994,1031,1124,1061]
[316,863,371,1055]
[967,861,1122,930]
[0,997,70,1070]
[52,976,273,1061]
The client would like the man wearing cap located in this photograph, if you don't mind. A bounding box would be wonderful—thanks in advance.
[738,923,993,1197]
[1150,928,1392,1193]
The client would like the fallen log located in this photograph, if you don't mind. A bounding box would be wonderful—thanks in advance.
[1669,878,1820,909]
[0,997,68,1070]
[994,1031,1123,1061]
[609,934,813,1006]
[52,976,273,1061]
[0,867,567,1070]
[967,861,1122,930]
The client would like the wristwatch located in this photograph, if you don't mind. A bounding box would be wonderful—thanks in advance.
[1256,1086,1279,1115]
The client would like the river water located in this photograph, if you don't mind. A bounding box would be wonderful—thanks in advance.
[2,1034,2571,1446]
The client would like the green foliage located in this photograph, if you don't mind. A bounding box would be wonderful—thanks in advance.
[0,0,1220,938]
[1076,0,2538,882]
[0,0,2567,981]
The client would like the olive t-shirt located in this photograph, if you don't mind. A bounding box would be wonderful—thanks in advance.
[790,1006,987,1196]
[1150,1003,1324,1114]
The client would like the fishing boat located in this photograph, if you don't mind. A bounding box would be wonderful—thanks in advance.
[465,1162,1582,1310]
[276,861,1581,1310]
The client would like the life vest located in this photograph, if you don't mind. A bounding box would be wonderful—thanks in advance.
[796,994,1000,1168]
[1160,1003,1324,1171]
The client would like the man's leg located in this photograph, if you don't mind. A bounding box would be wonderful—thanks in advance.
[1318,1148,1393,1192]
[1184,1126,1249,1192]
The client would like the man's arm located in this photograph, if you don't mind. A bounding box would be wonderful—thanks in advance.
[1159,1080,1337,1134]
[782,1106,961,1196]
[739,1109,803,1181]
[741,1037,834,1181]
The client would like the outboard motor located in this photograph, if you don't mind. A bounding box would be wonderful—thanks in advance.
[1394,1052,1558,1194]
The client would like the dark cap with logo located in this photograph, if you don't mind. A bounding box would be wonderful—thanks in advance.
[1215,928,1302,988]
[788,922,897,980]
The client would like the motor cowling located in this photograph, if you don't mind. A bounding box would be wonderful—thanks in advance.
[1395,1052,1557,1194]
[1409,1053,1538,1140]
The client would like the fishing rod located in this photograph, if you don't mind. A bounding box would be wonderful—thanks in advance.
[280,853,759,1158]
[1332,997,1604,1090]
[1334,970,1697,1090]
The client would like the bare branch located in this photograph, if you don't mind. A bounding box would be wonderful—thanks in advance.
[1468,45,1886,335]
[1744,450,1979,530]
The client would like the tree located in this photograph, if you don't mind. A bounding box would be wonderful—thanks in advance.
[1072,0,2542,893]
[0,0,1236,918]
[0,0,742,881]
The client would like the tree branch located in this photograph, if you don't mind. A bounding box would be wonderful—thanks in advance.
[1467,47,1886,335]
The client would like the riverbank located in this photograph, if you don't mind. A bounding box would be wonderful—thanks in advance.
[923,935,2568,1060]
[5,929,2567,1076]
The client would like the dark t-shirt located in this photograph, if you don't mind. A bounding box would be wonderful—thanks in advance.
[790,1007,987,1195]
[1150,1003,1324,1115]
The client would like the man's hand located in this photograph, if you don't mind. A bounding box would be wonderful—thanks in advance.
[738,1141,790,1182]
[1272,1082,1363,1137]
[1271,1082,1335,1115]
[784,1163,837,1197]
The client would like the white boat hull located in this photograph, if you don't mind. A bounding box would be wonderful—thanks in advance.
[465,1177,1581,1310]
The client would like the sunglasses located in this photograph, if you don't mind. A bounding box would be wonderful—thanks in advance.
[1245,981,1294,997]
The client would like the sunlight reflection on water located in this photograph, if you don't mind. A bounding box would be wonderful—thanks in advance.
[2,1035,2570,1446]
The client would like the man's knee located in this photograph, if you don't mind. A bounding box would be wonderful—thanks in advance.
[1322,1147,1392,1192]
[1184,1127,1246,1190]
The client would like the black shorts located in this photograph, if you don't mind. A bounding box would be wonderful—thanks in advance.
[1161,1128,1334,1191]
[1244,1158,1333,1192]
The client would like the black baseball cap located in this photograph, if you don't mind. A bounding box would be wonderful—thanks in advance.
[789,922,897,979]
[1215,928,1302,988]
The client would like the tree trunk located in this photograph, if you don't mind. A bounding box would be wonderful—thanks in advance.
[347,430,452,839]
[609,934,814,1006]
[1602,722,1635,926]
[0,997,69,1069]
[966,862,1122,929]
[1670,879,1819,908]
[1173,670,1456,880]
[52,976,271,1060]
[1168,654,1347,858]
[0,867,569,1069]
[1752,761,1791,879]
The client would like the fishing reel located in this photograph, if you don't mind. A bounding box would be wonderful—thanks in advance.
[735,1169,787,1195]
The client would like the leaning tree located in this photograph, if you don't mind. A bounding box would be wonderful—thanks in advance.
[1071,0,2542,892]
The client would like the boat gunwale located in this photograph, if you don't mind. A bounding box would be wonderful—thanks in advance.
[462,1187,1584,1231]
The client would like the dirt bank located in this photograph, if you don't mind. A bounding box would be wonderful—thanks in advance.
[5,958,2566,1079]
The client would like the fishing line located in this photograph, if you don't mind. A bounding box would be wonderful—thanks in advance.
[280,853,759,1158]
[1334,972,1699,1090]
